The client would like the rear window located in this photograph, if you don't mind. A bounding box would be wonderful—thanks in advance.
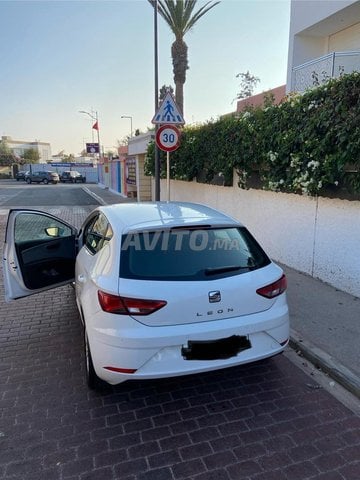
[120,227,270,281]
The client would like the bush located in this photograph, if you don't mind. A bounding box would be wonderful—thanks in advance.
[145,72,360,197]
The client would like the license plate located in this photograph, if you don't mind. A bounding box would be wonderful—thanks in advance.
[181,335,251,361]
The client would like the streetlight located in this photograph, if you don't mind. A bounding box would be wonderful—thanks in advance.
[121,115,133,138]
[149,0,160,200]
[79,110,102,160]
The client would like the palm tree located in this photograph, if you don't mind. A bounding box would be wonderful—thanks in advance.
[152,0,219,116]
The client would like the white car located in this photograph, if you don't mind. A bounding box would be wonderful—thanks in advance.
[3,202,289,389]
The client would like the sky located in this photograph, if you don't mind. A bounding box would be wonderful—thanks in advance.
[0,0,291,156]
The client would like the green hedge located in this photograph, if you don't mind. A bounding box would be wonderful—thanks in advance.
[145,72,360,197]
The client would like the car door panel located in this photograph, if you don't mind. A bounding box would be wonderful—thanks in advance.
[16,236,76,289]
[3,209,78,300]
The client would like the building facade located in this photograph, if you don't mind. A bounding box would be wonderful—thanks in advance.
[287,0,360,93]
[236,85,286,112]
[1,135,52,162]
[96,133,154,201]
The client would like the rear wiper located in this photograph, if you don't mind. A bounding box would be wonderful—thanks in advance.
[205,265,253,276]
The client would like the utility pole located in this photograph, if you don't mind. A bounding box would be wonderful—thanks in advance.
[153,0,160,201]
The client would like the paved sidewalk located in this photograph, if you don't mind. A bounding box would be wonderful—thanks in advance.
[283,267,360,399]
[84,185,360,399]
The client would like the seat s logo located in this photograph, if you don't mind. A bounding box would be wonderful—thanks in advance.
[209,291,221,303]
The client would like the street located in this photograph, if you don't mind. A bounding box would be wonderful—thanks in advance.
[0,182,359,480]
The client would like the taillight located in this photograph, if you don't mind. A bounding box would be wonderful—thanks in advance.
[98,291,167,315]
[256,274,287,299]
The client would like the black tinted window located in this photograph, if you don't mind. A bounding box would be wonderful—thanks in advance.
[120,227,270,281]
[14,213,73,242]
[84,213,113,255]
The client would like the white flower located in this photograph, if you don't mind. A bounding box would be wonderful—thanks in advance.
[268,151,278,162]
[268,181,279,191]
[307,160,320,170]
[290,154,301,168]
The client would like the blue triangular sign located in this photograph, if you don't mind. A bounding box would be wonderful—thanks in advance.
[152,92,185,125]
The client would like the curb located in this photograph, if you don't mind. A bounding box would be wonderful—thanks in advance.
[82,185,131,206]
[82,186,106,205]
[290,328,360,400]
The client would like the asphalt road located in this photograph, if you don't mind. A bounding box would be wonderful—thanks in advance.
[0,182,100,207]
[0,181,359,480]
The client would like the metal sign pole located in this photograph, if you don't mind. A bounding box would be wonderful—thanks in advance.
[167,151,170,201]
[153,0,160,201]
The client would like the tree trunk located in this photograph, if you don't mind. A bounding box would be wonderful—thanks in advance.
[175,81,184,117]
[172,38,188,116]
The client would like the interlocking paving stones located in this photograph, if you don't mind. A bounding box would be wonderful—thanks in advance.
[0,196,359,480]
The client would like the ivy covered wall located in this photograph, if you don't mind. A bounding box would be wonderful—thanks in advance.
[145,72,360,198]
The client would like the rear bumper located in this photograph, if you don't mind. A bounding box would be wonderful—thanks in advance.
[87,299,289,385]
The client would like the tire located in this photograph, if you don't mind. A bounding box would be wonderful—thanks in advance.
[84,328,101,389]
[26,178,31,184]
[43,178,49,184]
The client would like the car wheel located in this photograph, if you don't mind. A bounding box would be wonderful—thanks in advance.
[84,328,101,389]
[26,178,31,184]
[43,178,49,184]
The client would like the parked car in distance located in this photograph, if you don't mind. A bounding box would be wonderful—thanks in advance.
[3,202,289,389]
[26,171,59,184]
[60,170,86,183]
[15,171,30,181]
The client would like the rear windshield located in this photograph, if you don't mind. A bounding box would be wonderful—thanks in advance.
[120,227,270,281]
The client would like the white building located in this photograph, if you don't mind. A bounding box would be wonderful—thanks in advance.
[1,135,52,162]
[287,0,360,93]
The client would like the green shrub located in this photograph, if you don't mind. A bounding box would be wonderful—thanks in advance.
[145,72,360,196]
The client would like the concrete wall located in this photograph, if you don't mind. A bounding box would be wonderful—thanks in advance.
[329,22,360,51]
[20,164,98,183]
[160,177,360,298]
[137,154,152,202]
[127,133,154,201]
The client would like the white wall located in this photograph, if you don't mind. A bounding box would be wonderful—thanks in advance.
[21,164,98,183]
[128,133,155,155]
[329,22,360,50]
[160,178,360,298]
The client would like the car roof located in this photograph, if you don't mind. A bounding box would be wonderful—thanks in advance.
[98,202,242,232]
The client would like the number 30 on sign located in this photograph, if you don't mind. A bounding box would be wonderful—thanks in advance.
[155,124,181,152]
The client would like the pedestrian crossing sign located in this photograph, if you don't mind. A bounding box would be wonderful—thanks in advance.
[152,92,185,125]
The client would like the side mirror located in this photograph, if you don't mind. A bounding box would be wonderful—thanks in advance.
[45,226,63,237]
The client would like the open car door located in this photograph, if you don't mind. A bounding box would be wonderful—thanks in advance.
[3,209,77,301]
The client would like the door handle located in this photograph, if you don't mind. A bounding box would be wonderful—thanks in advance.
[78,274,86,283]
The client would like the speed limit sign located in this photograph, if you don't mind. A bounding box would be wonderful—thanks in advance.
[155,124,181,152]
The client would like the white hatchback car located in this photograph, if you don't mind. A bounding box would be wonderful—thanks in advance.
[3,202,289,388]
